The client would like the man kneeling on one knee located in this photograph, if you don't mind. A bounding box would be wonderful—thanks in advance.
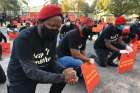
[94,16,133,67]
[57,17,94,76]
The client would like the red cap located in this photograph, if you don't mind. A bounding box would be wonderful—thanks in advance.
[38,4,62,20]
[115,16,126,25]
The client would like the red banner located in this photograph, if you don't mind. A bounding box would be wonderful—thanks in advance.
[0,42,11,55]
[118,44,137,74]
[81,62,101,93]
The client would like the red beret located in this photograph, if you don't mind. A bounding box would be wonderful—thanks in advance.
[38,4,62,20]
[115,16,126,25]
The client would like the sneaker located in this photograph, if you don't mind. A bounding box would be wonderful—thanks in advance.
[113,58,119,65]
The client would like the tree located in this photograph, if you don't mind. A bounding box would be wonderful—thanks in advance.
[90,0,98,14]
[75,0,85,12]
[96,0,111,12]
[108,0,140,17]
[0,0,20,11]
[0,0,21,18]
[60,0,73,12]
[51,0,58,4]
[61,0,87,12]
[74,0,94,14]
[132,0,140,15]
[21,0,29,5]
[82,3,90,13]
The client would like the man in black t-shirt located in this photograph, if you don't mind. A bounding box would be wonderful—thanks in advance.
[7,4,78,93]
[59,20,77,40]
[57,17,93,75]
[94,16,133,67]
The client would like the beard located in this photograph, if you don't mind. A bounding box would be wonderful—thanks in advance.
[39,25,59,41]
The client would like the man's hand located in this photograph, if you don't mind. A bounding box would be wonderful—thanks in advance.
[63,68,79,85]
[89,58,95,64]
[85,58,95,64]
[119,50,129,54]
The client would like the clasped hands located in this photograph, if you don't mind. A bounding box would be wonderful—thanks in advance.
[63,68,79,85]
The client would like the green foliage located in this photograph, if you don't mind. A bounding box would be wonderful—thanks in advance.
[61,0,97,14]
[51,0,58,4]
[95,0,140,17]
[21,0,28,5]
[0,0,20,11]
[96,0,111,12]
[108,0,140,16]
[61,0,73,12]
[90,0,98,14]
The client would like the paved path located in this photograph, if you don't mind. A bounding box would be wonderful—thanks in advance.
[0,28,140,93]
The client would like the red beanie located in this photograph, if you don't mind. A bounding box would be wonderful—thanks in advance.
[38,4,63,20]
[115,16,126,25]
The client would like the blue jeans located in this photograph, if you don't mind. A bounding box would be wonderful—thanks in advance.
[58,56,83,68]
[58,56,83,78]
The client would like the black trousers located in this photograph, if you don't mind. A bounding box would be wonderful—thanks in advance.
[0,64,6,83]
[7,63,66,93]
[8,81,65,93]
[94,44,125,66]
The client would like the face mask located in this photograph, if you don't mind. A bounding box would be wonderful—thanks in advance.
[82,27,92,39]
[66,22,70,26]
[117,25,125,31]
[40,25,59,41]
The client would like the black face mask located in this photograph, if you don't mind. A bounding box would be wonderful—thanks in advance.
[82,26,92,39]
[40,25,59,41]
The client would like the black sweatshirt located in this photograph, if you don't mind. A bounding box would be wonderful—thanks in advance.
[7,26,65,85]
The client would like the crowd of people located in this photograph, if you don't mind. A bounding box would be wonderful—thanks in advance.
[0,4,140,93]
